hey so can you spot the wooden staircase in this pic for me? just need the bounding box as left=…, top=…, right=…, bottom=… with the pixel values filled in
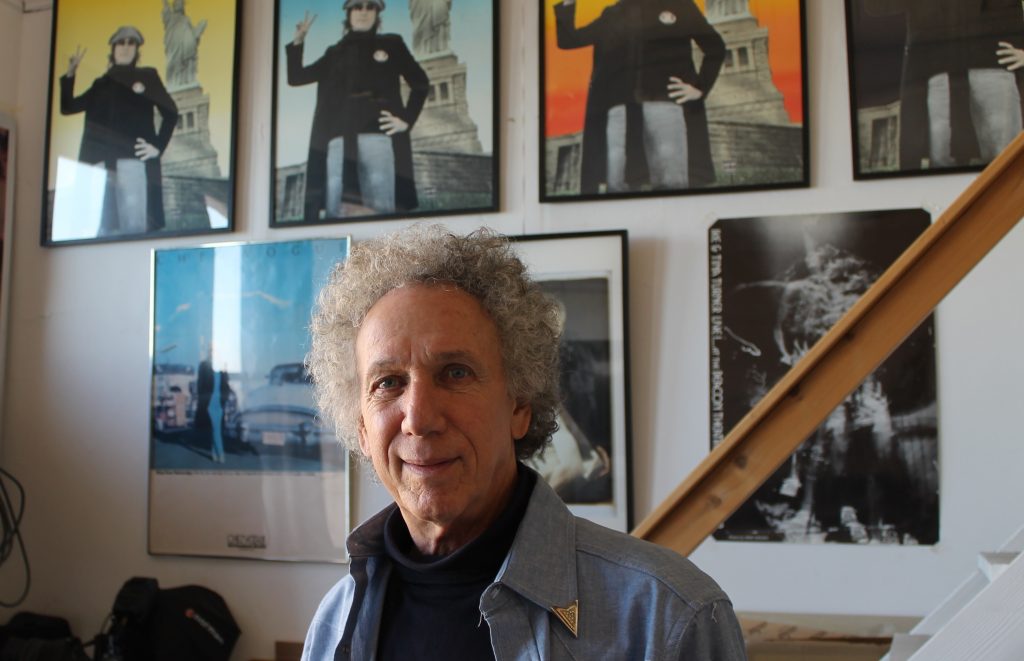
left=884, top=525, right=1024, bottom=660
left=632, top=131, right=1024, bottom=557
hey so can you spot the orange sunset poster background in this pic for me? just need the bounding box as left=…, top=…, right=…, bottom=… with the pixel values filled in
left=543, top=0, right=804, bottom=138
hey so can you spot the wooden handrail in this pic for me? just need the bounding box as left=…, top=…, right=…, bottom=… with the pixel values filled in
left=632, top=131, right=1024, bottom=554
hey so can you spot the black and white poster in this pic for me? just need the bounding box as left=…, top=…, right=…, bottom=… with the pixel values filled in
left=529, top=278, right=613, bottom=506
left=709, top=209, right=939, bottom=545
left=514, top=231, right=632, bottom=532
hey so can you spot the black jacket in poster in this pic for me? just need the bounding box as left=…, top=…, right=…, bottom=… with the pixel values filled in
left=286, top=31, right=429, bottom=221
left=60, top=65, right=179, bottom=231
left=862, top=0, right=1024, bottom=169
left=554, top=0, right=725, bottom=194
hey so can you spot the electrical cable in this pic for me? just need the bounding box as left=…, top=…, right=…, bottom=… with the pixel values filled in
left=0, top=466, right=30, bottom=607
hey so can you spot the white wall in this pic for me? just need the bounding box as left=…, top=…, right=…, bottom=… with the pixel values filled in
left=1, top=1, right=1022, bottom=659
left=0, top=3, right=21, bottom=116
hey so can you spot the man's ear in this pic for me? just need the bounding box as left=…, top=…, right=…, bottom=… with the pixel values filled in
left=510, top=401, right=532, bottom=442
left=357, top=416, right=371, bottom=456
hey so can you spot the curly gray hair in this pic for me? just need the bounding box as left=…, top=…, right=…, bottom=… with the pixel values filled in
left=307, top=225, right=562, bottom=460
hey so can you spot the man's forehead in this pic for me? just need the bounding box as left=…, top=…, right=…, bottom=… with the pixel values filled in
left=359, top=283, right=494, bottom=330
left=354, top=283, right=502, bottom=363
left=361, top=348, right=486, bottom=373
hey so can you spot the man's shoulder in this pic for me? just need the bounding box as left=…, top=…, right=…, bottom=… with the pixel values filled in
left=310, top=573, right=356, bottom=624
left=305, top=574, right=354, bottom=640
left=573, top=516, right=730, bottom=608
left=302, top=575, right=354, bottom=661
left=513, top=471, right=729, bottom=609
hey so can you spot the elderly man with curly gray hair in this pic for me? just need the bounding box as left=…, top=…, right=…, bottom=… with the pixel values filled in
left=302, top=224, right=746, bottom=660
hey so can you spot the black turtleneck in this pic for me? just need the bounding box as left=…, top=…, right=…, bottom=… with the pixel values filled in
left=376, top=465, right=537, bottom=660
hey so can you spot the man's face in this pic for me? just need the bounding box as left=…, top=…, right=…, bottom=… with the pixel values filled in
left=113, top=39, right=138, bottom=66
left=355, top=284, right=531, bottom=552
left=349, top=4, right=379, bottom=32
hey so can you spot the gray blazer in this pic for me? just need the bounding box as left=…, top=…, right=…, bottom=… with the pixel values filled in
left=302, top=470, right=747, bottom=660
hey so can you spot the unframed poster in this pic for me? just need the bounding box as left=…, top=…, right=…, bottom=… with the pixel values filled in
left=709, top=209, right=938, bottom=545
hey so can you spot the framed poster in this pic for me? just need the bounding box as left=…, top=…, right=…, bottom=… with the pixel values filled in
left=513, top=231, right=633, bottom=532
left=149, top=237, right=351, bottom=562
left=709, top=209, right=939, bottom=545
left=846, top=0, right=1024, bottom=178
left=0, top=113, right=15, bottom=433
left=540, top=0, right=808, bottom=202
left=42, top=0, right=240, bottom=246
left=271, top=0, right=498, bottom=226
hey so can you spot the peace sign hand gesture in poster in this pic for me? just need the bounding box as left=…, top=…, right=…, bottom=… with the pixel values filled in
left=66, top=45, right=87, bottom=77
left=293, top=11, right=317, bottom=45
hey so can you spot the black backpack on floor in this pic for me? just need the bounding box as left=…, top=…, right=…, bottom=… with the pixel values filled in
left=93, top=577, right=240, bottom=661
left=0, top=613, right=89, bottom=661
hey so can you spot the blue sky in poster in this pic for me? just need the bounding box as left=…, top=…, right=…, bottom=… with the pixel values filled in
left=275, top=0, right=494, bottom=167
left=153, top=239, right=349, bottom=380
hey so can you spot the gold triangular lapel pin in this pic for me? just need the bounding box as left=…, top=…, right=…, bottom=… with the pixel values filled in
left=551, top=600, right=579, bottom=638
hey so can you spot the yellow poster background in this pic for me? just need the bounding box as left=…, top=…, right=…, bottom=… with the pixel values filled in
left=47, top=0, right=237, bottom=187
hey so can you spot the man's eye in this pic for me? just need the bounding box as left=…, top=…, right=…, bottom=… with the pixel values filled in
left=375, top=376, right=400, bottom=390
left=446, top=365, right=471, bottom=380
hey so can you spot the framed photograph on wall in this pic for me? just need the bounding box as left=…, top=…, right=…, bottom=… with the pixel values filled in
left=540, top=0, right=808, bottom=202
left=512, top=230, right=633, bottom=532
left=0, top=113, right=15, bottom=430
left=845, top=0, right=1024, bottom=178
left=149, top=237, right=351, bottom=562
left=0, top=113, right=13, bottom=303
left=271, top=0, right=498, bottom=226
left=708, top=209, right=939, bottom=545
left=42, top=0, right=240, bottom=246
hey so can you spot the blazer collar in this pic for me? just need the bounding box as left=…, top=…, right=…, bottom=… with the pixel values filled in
left=495, top=471, right=579, bottom=614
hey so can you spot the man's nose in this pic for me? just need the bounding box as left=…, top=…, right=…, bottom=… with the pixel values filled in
left=401, top=377, right=446, bottom=437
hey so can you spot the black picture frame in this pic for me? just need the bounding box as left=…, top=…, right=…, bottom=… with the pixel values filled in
left=845, top=0, right=1024, bottom=179
left=270, top=0, right=499, bottom=227
left=511, top=230, right=633, bottom=532
left=539, top=0, right=809, bottom=203
left=41, top=0, right=241, bottom=246
left=0, top=113, right=15, bottom=427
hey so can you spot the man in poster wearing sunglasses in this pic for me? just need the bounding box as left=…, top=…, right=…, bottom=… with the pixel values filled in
left=60, top=26, right=178, bottom=236
left=862, top=0, right=1024, bottom=170
left=286, top=0, right=430, bottom=221
left=554, top=0, right=726, bottom=195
